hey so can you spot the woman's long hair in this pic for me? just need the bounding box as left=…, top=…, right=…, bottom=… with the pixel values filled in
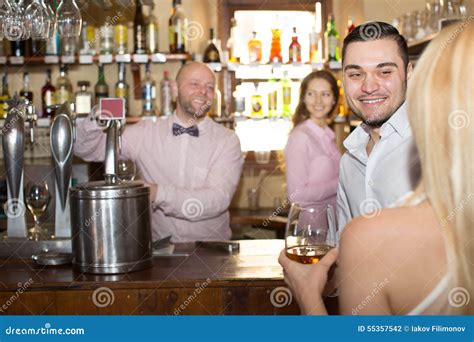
left=292, top=70, right=339, bottom=128
left=407, top=21, right=473, bottom=314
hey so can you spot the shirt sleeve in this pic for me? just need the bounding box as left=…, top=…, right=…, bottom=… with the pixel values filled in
left=154, top=133, right=244, bottom=222
left=336, top=155, right=352, bottom=232
left=74, top=115, right=145, bottom=163
left=284, top=130, right=339, bottom=203
left=73, top=115, right=107, bottom=161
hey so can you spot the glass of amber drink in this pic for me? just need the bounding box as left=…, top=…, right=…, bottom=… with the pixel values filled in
left=285, top=203, right=337, bottom=264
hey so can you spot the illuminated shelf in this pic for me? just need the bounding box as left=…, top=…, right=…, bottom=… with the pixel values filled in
left=0, top=53, right=191, bottom=66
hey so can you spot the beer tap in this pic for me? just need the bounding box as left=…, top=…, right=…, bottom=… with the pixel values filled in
left=50, top=101, right=75, bottom=238
left=2, top=95, right=28, bottom=238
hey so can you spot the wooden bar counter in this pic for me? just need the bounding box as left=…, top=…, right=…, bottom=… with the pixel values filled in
left=0, top=240, right=300, bottom=315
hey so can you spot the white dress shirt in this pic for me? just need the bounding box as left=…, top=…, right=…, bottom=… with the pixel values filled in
left=336, top=102, right=421, bottom=231
left=74, top=114, right=244, bottom=242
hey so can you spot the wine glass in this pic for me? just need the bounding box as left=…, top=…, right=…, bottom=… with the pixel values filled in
left=117, top=159, right=136, bottom=181
left=3, top=0, right=31, bottom=41
left=56, top=0, right=82, bottom=37
left=285, top=203, right=337, bottom=264
left=25, top=181, right=51, bottom=241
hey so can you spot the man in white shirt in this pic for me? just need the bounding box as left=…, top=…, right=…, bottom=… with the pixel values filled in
left=337, top=22, right=421, bottom=230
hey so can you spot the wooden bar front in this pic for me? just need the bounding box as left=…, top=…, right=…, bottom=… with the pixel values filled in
left=0, top=240, right=301, bottom=315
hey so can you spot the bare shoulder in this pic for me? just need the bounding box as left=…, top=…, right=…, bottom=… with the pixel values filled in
left=340, top=201, right=442, bottom=262
left=338, top=201, right=446, bottom=314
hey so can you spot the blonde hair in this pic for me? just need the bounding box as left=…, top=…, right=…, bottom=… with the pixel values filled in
left=407, top=20, right=473, bottom=314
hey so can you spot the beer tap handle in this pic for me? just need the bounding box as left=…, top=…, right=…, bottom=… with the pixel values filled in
left=117, top=120, right=123, bottom=156
left=69, top=102, right=77, bottom=142
left=25, top=101, right=37, bottom=145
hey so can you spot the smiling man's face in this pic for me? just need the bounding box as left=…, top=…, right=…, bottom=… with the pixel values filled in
left=343, top=39, right=412, bottom=127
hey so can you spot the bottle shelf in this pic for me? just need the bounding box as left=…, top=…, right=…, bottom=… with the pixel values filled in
left=0, top=53, right=191, bottom=66
left=215, top=60, right=342, bottom=79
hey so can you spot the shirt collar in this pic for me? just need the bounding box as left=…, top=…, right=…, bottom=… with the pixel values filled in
left=343, top=101, right=409, bottom=163
left=303, top=119, right=335, bottom=140
left=381, top=101, right=410, bottom=138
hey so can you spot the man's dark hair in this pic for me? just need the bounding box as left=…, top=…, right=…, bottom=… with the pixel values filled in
left=342, top=22, right=409, bottom=69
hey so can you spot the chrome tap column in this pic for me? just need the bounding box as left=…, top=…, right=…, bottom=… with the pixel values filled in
left=2, top=96, right=28, bottom=238
left=50, top=102, right=74, bottom=238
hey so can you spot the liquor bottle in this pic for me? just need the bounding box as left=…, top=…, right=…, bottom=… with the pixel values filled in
left=20, top=72, right=34, bottom=102
left=114, top=15, right=128, bottom=54
left=75, top=81, right=93, bottom=115
left=55, top=65, right=73, bottom=105
left=61, top=36, right=78, bottom=56
left=0, top=72, right=10, bottom=119
left=146, top=3, right=160, bottom=54
left=281, top=71, right=292, bottom=117
left=100, top=24, right=114, bottom=55
left=325, top=14, right=340, bottom=62
left=267, top=74, right=278, bottom=117
left=80, top=20, right=95, bottom=55
left=94, top=64, right=109, bottom=105
left=250, top=83, right=263, bottom=117
left=160, top=70, right=173, bottom=116
left=209, top=85, right=221, bottom=118
left=31, top=39, right=46, bottom=56
left=41, top=69, right=56, bottom=118
left=46, top=30, right=60, bottom=56
left=347, top=17, right=356, bottom=35
left=248, top=31, right=262, bottom=63
left=10, top=41, right=26, bottom=57
left=288, top=27, right=301, bottom=63
left=115, top=63, right=129, bottom=115
left=309, top=25, right=320, bottom=63
left=141, top=62, right=156, bottom=116
left=133, top=0, right=146, bottom=54
left=203, top=28, right=220, bottom=63
left=227, top=18, right=240, bottom=63
left=168, top=0, right=187, bottom=53
left=269, top=28, right=282, bottom=63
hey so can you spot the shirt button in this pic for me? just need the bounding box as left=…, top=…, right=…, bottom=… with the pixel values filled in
left=368, top=180, right=374, bottom=186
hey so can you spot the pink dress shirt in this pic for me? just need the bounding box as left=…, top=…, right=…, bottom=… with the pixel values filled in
left=284, top=119, right=341, bottom=210
left=74, top=114, right=244, bottom=243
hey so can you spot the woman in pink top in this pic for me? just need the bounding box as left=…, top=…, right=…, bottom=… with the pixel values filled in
left=284, top=70, right=341, bottom=210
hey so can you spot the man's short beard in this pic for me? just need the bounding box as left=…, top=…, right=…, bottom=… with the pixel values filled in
left=352, top=111, right=391, bottom=128
left=180, top=99, right=212, bottom=121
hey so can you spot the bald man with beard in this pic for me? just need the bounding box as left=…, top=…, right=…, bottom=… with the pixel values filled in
left=74, top=62, right=244, bottom=242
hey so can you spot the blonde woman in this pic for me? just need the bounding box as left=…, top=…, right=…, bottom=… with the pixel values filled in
left=279, top=22, right=473, bottom=315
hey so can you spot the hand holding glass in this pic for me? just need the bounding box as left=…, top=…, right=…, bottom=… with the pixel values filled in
left=285, top=203, right=337, bottom=264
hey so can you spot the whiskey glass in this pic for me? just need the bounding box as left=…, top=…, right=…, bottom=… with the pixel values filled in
left=285, top=202, right=337, bottom=264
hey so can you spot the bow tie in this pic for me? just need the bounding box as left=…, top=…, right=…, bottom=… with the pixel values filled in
left=172, top=123, right=199, bottom=137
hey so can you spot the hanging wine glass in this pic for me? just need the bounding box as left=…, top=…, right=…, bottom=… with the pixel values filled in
left=3, top=0, right=31, bottom=41
left=56, top=0, right=82, bottom=37
left=25, top=0, right=48, bottom=39
left=40, top=0, right=56, bottom=39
